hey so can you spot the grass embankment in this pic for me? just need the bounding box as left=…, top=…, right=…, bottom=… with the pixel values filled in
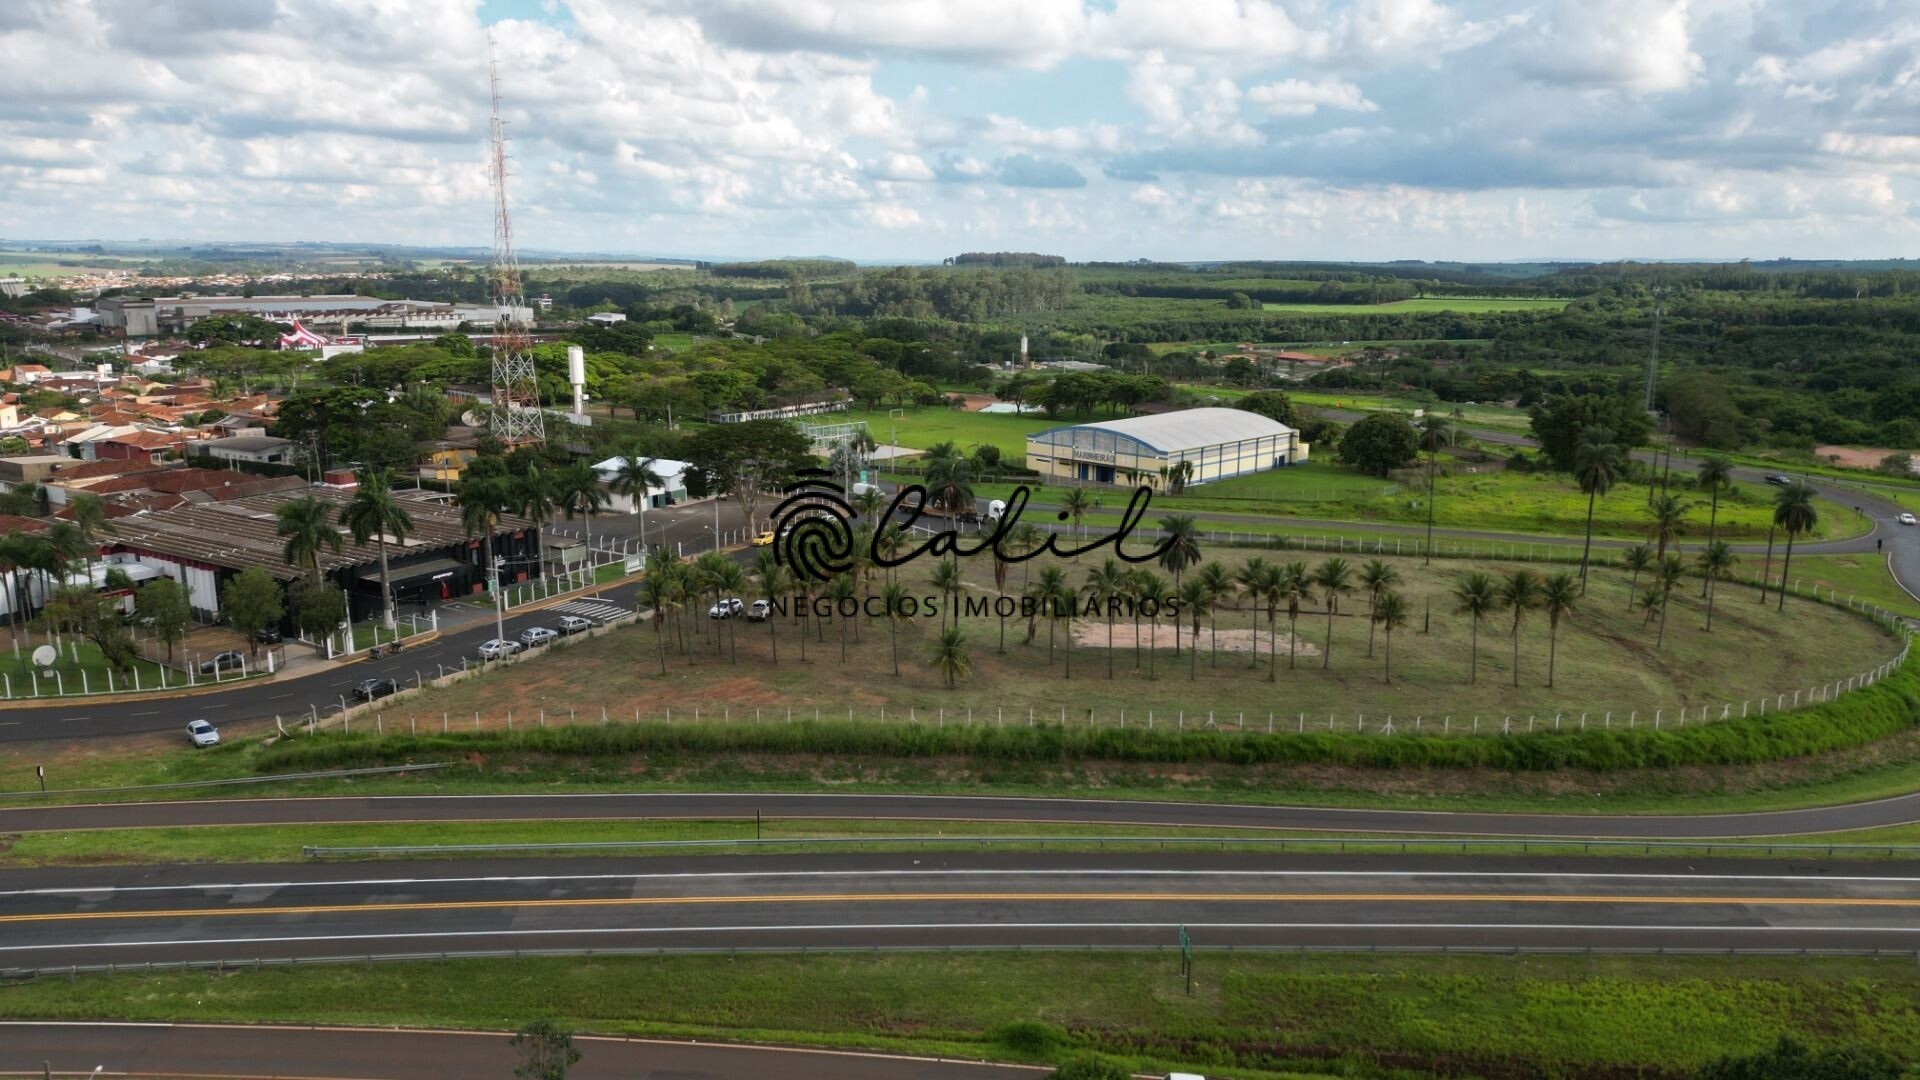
left=1791, top=554, right=1920, bottom=618
left=3, top=953, right=1911, bottom=1079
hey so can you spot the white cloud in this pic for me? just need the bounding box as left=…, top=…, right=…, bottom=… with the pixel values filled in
left=1515, top=0, right=1703, bottom=94
left=1246, top=78, right=1378, bottom=117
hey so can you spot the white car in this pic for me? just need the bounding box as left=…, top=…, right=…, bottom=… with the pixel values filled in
left=555, top=614, right=593, bottom=635
left=186, top=719, right=219, bottom=748
left=708, top=597, right=744, bottom=619
left=518, top=626, right=558, bottom=648
left=1900, top=513, right=1917, bottom=526
left=477, top=638, right=521, bottom=661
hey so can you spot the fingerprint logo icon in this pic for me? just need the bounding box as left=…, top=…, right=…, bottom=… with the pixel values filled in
left=770, top=469, right=857, bottom=582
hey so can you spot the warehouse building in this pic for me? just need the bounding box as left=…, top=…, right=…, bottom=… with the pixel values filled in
left=1024, top=407, right=1307, bottom=489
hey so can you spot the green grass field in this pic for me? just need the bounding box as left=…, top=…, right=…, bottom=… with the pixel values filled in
left=838, top=405, right=1059, bottom=457
left=4, top=953, right=1910, bottom=1078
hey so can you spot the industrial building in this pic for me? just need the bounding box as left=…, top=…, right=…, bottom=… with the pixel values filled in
left=1024, top=407, right=1307, bottom=489
left=94, top=295, right=492, bottom=337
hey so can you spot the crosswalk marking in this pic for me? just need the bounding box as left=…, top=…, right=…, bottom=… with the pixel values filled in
left=546, top=599, right=633, bottom=623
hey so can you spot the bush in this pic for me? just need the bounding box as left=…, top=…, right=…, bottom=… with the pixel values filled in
left=1694, top=1036, right=1906, bottom=1080
left=993, top=1020, right=1067, bottom=1056
left=1048, top=1057, right=1130, bottom=1080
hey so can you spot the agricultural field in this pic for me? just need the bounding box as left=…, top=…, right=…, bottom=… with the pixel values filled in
left=368, top=546, right=1896, bottom=730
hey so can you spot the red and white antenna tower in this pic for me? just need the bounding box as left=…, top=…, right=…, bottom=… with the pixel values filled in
left=486, top=34, right=543, bottom=445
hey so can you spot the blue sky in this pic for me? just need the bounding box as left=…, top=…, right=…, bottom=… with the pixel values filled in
left=1, top=0, right=1916, bottom=262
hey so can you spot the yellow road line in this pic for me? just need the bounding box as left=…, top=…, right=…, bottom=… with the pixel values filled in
left=6, top=890, right=1919, bottom=925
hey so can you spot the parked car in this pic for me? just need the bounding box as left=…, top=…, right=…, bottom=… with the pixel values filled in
left=186, top=719, right=220, bottom=748
left=708, top=597, right=744, bottom=619
left=254, top=626, right=282, bottom=645
left=477, top=638, right=521, bottom=661
left=752, top=530, right=776, bottom=546
left=518, top=626, right=559, bottom=648
left=745, top=599, right=772, bottom=622
left=1765, top=473, right=1792, bottom=485
left=555, top=614, right=593, bottom=635
left=352, top=677, right=399, bottom=702
left=1901, top=513, right=1917, bottom=526
left=198, top=650, right=245, bottom=675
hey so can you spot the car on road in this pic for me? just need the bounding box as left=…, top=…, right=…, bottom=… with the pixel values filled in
left=518, top=626, right=558, bottom=648
left=185, top=719, right=220, bottom=748
left=1765, top=473, right=1792, bottom=485
left=708, top=597, right=744, bottom=619
left=198, top=650, right=245, bottom=675
left=745, top=599, right=772, bottom=622
left=555, top=614, right=593, bottom=635
left=352, top=677, right=399, bottom=702
left=752, top=530, right=775, bottom=546
left=254, top=626, right=282, bottom=645
left=1901, top=513, right=1918, bottom=526
left=477, top=638, right=521, bottom=661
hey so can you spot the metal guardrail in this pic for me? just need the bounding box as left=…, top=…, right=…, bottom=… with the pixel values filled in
left=302, top=834, right=1920, bottom=859
left=8, top=942, right=1919, bottom=982
left=0, top=762, right=451, bottom=801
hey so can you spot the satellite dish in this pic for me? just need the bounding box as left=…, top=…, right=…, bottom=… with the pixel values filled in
left=459, top=410, right=483, bottom=427
left=30, top=645, right=56, bottom=668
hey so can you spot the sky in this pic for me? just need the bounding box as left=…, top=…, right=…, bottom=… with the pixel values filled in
left=1, top=0, right=1916, bottom=263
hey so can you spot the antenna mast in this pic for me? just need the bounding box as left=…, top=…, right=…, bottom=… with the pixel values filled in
left=486, top=34, right=543, bottom=445
left=1643, top=287, right=1662, bottom=414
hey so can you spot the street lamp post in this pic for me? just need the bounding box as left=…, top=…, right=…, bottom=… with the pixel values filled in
left=492, top=556, right=506, bottom=641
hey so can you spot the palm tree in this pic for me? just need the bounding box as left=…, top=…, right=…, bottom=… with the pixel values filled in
left=852, top=486, right=886, bottom=522
left=1233, top=556, right=1270, bottom=669
left=1009, top=522, right=1045, bottom=590
left=1697, top=540, right=1736, bottom=632
left=1654, top=554, right=1686, bottom=647
left=1311, top=557, right=1354, bottom=669
left=882, top=581, right=907, bottom=675
left=1498, top=569, right=1542, bottom=688
left=1278, top=561, right=1311, bottom=675
left=1195, top=561, right=1231, bottom=668
left=1372, top=589, right=1410, bottom=683
left=930, top=556, right=964, bottom=631
left=1084, top=558, right=1129, bottom=678
left=1757, top=524, right=1776, bottom=604
left=923, top=443, right=974, bottom=516
left=1538, top=571, right=1579, bottom=688
left=1033, top=566, right=1070, bottom=667
left=340, top=470, right=414, bottom=631
left=827, top=573, right=857, bottom=661
left=1059, top=487, right=1097, bottom=545
left=31, top=527, right=84, bottom=647
left=929, top=626, right=971, bottom=688
left=1051, top=572, right=1078, bottom=679
left=753, top=549, right=790, bottom=664
left=514, top=465, right=557, bottom=532
left=1622, top=544, right=1653, bottom=611
left=1646, top=493, right=1690, bottom=564
left=554, top=461, right=608, bottom=559
left=1177, top=577, right=1210, bottom=681
left=991, top=534, right=1012, bottom=654
left=1640, top=583, right=1666, bottom=627
left=875, top=522, right=906, bottom=586
left=1132, top=570, right=1170, bottom=680
left=1695, top=455, right=1733, bottom=594
left=1773, top=482, right=1819, bottom=612
left=1452, top=571, right=1499, bottom=684
left=0, top=531, right=30, bottom=653
left=276, top=494, right=341, bottom=578
left=67, top=494, right=114, bottom=586
left=1418, top=415, right=1452, bottom=564
left=609, top=451, right=665, bottom=553
left=1157, top=514, right=1202, bottom=586
left=1573, top=428, right=1621, bottom=593
left=1359, top=559, right=1400, bottom=659
left=639, top=558, right=676, bottom=674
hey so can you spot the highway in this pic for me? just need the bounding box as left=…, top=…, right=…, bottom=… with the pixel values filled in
left=4, top=853, right=1919, bottom=971
left=9, top=790, right=1920, bottom=838
left=1, top=1021, right=1044, bottom=1079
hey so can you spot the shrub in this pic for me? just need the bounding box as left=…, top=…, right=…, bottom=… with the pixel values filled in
left=993, top=1020, right=1067, bottom=1056
left=1048, top=1057, right=1130, bottom=1080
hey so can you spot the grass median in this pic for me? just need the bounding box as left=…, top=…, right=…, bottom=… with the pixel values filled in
left=2, top=953, right=1912, bottom=1079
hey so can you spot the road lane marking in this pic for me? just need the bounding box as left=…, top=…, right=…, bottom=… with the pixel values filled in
left=7, top=890, right=1920, bottom=926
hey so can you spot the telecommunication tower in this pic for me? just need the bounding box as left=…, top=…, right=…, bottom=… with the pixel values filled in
left=486, top=35, right=544, bottom=444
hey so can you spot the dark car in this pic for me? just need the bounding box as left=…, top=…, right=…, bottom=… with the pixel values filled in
left=1765, top=473, right=1791, bottom=486
left=352, top=677, right=399, bottom=702
left=198, top=650, right=245, bottom=675
left=255, top=626, right=283, bottom=645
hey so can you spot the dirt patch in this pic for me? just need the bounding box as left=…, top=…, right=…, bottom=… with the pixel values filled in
left=1815, top=445, right=1916, bottom=470
left=1072, top=621, right=1320, bottom=659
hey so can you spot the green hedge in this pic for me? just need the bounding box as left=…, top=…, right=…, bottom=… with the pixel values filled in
left=256, top=662, right=1920, bottom=775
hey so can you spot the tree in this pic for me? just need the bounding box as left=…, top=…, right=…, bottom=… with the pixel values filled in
left=1371, top=589, right=1409, bottom=683
left=1084, top=557, right=1129, bottom=679
left=1528, top=393, right=1651, bottom=471
left=1195, top=561, right=1231, bottom=668
left=1697, top=539, right=1736, bottom=631
left=1278, top=561, right=1311, bottom=676
left=511, top=1019, right=581, bottom=1080
left=289, top=576, right=344, bottom=645
left=922, top=441, right=976, bottom=517
left=514, top=465, right=557, bottom=532
left=929, top=626, right=972, bottom=688
left=1452, top=571, right=1499, bottom=684
left=1033, top=565, right=1070, bottom=668
left=1538, top=571, right=1579, bottom=688
left=1176, top=576, right=1210, bottom=681
left=67, top=493, right=114, bottom=584
left=135, top=577, right=192, bottom=661
left=881, top=581, right=907, bottom=675
left=1157, top=514, right=1201, bottom=585
left=1417, top=414, right=1453, bottom=564
left=753, top=549, right=790, bottom=664
left=931, top=555, right=964, bottom=632
left=1572, top=428, right=1622, bottom=592
left=609, top=450, right=666, bottom=550
left=0, top=531, right=35, bottom=652
left=1622, top=543, right=1653, bottom=610
left=1131, top=570, right=1169, bottom=679
left=1336, top=412, right=1420, bottom=477
left=1773, top=482, right=1819, bottom=611
left=276, top=495, right=341, bottom=579
left=682, top=419, right=811, bottom=532
left=222, top=568, right=285, bottom=659
left=554, top=460, right=608, bottom=556
left=1695, top=455, right=1733, bottom=555
left=827, top=572, right=857, bottom=661
left=1359, top=559, right=1400, bottom=658
left=1235, top=390, right=1296, bottom=426
left=458, top=474, right=510, bottom=605
left=1498, top=569, right=1543, bottom=688
left=1232, top=556, right=1270, bottom=670
left=1646, top=492, right=1690, bottom=565
left=1311, top=557, right=1354, bottom=669
left=340, top=469, right=414, bottom=631
left=1654, top=554, right=1685, bottom=647
left=1059, top=487, right=1097, bottom=543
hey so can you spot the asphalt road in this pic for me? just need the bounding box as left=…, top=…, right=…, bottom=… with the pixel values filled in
left=8, top=790, right=1920, bottom=838
left=1, top=1021, right=1044, bottom=1079
left=5, top=853, right=1918, bottom=970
